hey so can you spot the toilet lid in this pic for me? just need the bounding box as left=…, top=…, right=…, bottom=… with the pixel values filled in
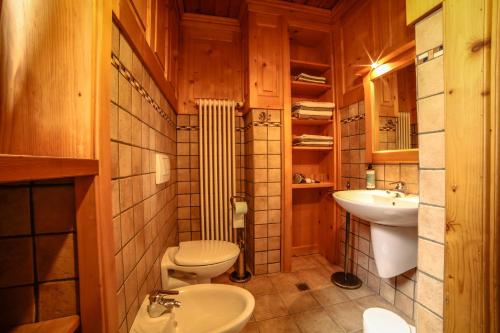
left=363, top=308, right=410, bottom=333
left=174, top=240, right=240, bottom=266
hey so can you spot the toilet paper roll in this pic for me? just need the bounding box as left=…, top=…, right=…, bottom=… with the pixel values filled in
left=233, top=201, right=247, bottom=228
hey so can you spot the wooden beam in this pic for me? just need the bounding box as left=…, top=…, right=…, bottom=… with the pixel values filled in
left=444, top=0, right=493, bottom=331
left=406, top=0, right=442, bottom=25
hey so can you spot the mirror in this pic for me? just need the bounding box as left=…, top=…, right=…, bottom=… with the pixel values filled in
left=372, top=64, right=417, bottom=151
left=363, top=43, right=419, bottom=163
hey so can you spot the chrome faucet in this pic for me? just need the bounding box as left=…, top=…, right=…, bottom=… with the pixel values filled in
left=147, top=290, right=181, bottom=318
left=388, top=181, right=406, bottom=196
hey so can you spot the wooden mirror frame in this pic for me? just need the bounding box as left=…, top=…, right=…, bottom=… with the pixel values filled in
left=363, top=41, right=419, bottom=164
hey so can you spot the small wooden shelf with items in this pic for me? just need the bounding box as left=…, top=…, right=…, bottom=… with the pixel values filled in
left=283, top=23, right=338, bottom=270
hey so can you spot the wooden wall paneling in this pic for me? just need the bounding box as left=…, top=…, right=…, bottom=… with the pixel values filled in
left=152, top=0, right=167, bottom=69
left=167, top=0, right=180, bottom=95
left=178, top=14, right=242, bottom=114
left=405, top=0, right=442, bottom=25
left=0, top=0, right=94, bottom=158
left=114, top=0, right=178, bottom=110
left=332, top=0, right=376, bottom=108
left=248, top=11, right=284, bottom=109
left=292, top=189, right=321, bottom=255
left=443, top=0, right=493, bottom=331
left=375, top=0, right=415, bottom=57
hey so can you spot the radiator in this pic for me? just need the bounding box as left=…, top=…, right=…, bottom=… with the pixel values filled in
left=198, top=99, right=237, bottom=241
left=397, top=111, right=411, bottom=149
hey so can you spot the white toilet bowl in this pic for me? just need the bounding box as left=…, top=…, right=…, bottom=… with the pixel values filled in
left=363, top=308, right=416, bottom=333
left=161, top=240, right=240, bottom=289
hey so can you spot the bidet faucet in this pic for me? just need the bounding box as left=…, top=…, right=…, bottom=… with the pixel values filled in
left=147, top=290, right=181, bottom=318
left=388, top=181, right=406, bottom=195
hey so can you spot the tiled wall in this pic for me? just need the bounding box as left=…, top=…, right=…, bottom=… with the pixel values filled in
left=0, top=181, right=78, bottom=327
left=414, top=9, right=445, bottom=332
left=243, top=109, right=282, bottom=275
left=176, top=114, right=245, bottom=242
left=339, top=101, right=420, bottom=319
left=111, top=24, right=178, bottom=332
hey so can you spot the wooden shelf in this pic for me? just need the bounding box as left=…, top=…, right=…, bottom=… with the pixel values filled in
left=292, top=182, right=335, bottom=189
left=9, top=315, right=79, bottom=333
left=293, top=146, right=333, bottom=151
left=292, top=118, right=333, bottom=126
left=290, top=59, right=331, bottom=74
left=0, top=155, right=99, bottom=183
left=291, top=81, right=331, bottom=97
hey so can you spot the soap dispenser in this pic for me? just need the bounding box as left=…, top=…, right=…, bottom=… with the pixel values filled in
left=366, top=164, right=375, bottom=189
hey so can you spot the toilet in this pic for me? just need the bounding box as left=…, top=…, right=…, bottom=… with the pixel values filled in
left=161, top=240, right=240, bottom=289
left=363, top=308, right=416, bottom=333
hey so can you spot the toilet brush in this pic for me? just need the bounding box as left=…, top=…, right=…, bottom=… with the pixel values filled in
left=230, top=196, right=252, bottom=283
left=331, top=211, right=362, bottom=289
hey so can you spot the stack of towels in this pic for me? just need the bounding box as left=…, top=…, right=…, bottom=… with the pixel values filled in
left=294, top=73, right=327, bottom=84
left=293, top=134, right=334, bottom=147
left=292, top=101, right=335, bottom=120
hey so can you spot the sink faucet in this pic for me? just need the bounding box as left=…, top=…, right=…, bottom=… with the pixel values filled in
left=388, top=181, right=406, bottom=196
left=147, top=290, right=181, bottom=318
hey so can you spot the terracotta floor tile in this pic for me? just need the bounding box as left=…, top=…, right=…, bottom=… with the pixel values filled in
left=269, top=272, right=301, bottom=293
left=311, top=285, right=350, bottom=307
left=291, top=255, right=319, bottom=272
left=295, top=269, right=331, bottom=290
left=324, top=300, right=365, bottom=332
left=258, top=316, right=301, bottom=333
left=253, top=293, right=289, bottom=321
left=293, top=309, right=345, bottom=333
left=278, top=290, right=322, bottom=314
left=340, top=284, right=375, bottom=300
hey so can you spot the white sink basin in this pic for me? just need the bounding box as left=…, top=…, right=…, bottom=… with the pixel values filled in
left=333, top=190, right=419, bottom=278
left=333, top=190, right=418, bottom=226
left=131, top=284, right=255, bottom=333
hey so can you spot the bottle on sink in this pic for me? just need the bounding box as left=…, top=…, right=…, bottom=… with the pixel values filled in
left=366, top=164, right=375, bottom=189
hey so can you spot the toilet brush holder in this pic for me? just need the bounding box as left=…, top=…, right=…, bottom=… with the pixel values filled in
left=331, top=212, right=362, bottom=289
left=230, top=227, right=252, bottom=283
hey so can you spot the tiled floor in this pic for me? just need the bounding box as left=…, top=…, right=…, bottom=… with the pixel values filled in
left=213, top=254, right=413, bottom=333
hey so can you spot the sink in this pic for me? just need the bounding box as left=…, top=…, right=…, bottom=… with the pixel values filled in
left=130, top=284, right=255, bottom=333
left=333, top=190, right=419, bottom=278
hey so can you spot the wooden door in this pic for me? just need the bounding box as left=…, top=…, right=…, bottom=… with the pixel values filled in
left=248, top=12, right=283, bottom=109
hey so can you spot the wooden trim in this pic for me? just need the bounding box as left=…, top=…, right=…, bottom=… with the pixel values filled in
left=247, top=0, right=331, bottom=23
left=9, top=315, right=80, bottom=333
left=0, top=155, right=98, bottom=183
left=292, top=183, right=335, bottom=189
left=355, top=41, right=416, bottom=78
left=362, top=44, right=418, bottom=164
left=406, top=0, right=442, bottom=25
left=282, top=16, right=293, bottom=272
left=443, top=0, right=493, bottom=330
left=181, top=12, right=240, bottom=31
left=113, top=0, right=178, bottom=112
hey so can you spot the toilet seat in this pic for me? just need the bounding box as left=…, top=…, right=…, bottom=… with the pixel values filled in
left=363, top=308, right=413, bottom=333
left=174, top=240, right=240, bottom=266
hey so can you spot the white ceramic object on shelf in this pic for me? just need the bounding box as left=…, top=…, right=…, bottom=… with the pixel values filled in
left=131, top=284, right=255, bottom=333
left=161, top=240, right=240, bottom=289
left=333, top=190, right=419, bottom=278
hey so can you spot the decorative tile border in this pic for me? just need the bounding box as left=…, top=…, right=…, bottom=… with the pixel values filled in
left=111, top=54, right=175, bottom=126
left=340, top=114, right=365, bottom=124
left=416, top=44, right=444, bottom=65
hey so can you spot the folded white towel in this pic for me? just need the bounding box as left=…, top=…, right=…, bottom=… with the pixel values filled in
left=293, top=101, right=336, bottom=109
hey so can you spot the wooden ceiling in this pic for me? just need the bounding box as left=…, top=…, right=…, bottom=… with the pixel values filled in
left=182, top=0, right=340, bottom=19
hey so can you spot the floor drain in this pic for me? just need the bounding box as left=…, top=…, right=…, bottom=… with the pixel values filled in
left=295, top=282, right=310, bottom=291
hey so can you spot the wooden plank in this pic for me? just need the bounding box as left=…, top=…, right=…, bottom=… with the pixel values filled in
left=293, top=146, right=333, bottom=151
left=406, top=0, right=442, bottom=25
left=291, top=81, right=332, bottom=97
left=444, top=0, right=491, bottom=331
left=292, top=182, right=335, bottom=189
left=0, top=155, right=98, bottom=183
left=9, top=315, right=80, bottom=333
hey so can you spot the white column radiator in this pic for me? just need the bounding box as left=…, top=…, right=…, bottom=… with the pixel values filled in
left=198, top=99, right=237, bottom=241
left=397, top=111, right=411, bottom=149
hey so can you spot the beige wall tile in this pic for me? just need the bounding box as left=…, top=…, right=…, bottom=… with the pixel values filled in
left=418, top=204, right=445, bottom=243
left=33, top=186, right=75, bottom=233
left=416, top=273, right=443, bottom=316
left=419, top=170, right=445, bottom=206
left=0, top=286, right=35, bottom=326
left=418, top=94, right=445, bottom=133
left=418, top=239, right=444, bottom=279
left=415, top=302, right=443, bottom=333
left=419, top=132, right=445, bottom=169
left=119, top=143, right=132, bottom=177
left=0, top=237, right=33, bottom=288
left=38, top=280, right=78, bottom=320
left=415, top=9, right=443, bottom=54
left=417, top=57, right=444, bottom=99
left=395, top=290, right=414, bottom=318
